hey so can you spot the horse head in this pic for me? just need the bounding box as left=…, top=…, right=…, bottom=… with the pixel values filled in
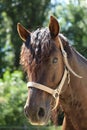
left=17, top=16, right=81, bottom=125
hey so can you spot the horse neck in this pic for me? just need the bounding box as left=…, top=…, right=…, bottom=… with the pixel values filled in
left=60, top=47, right=87, bottom=130
left=67, top=46, right=87, bottom=94
left=60, top=46, right=87, bottom=99
left=70, top=47, right=87, bottom=79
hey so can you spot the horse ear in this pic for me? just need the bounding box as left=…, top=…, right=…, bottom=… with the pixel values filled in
left=49, top=16, right=60, bottom=38
left=17, top=23, right=30, bottom=42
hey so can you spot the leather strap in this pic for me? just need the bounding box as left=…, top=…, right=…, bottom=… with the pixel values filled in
left=27, top=68, right=68, bottom=99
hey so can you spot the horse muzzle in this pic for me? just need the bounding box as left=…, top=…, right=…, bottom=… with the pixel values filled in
left=24, top=88, right=51, bottom=125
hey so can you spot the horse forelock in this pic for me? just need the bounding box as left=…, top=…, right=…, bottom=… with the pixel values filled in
left=26, top=27, right=56, bottom=63
left=20, top=27, right=57, bottom=73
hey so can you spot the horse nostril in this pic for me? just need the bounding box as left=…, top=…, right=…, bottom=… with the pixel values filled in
left=38, top=107, right=45, bottom=119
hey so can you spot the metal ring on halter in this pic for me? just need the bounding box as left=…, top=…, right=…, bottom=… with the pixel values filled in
left=52, top=89, right=59, bottom=99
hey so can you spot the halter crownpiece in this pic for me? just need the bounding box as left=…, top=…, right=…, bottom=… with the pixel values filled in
left=58, top=37, right=82, bottom=79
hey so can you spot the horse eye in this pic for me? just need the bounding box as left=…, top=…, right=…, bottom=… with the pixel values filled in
left=53, top=57, right=58, bottom=63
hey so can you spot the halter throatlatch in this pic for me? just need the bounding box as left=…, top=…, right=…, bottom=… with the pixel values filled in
left=27, top=37, right=82, bottom=110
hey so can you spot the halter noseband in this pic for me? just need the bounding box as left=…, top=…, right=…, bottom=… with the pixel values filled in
left=27, top=37, right=70, bottom=109
left=27, top=68, right=69, bottom=99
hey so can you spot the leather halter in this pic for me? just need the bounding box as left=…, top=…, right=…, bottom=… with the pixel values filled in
left=27, top=37, right=70, bottom=109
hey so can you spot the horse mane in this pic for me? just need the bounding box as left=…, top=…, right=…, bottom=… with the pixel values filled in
left=28, top=27, right=56, bottom=64
left=59, top=34, right=72, bottom=57
left=71, top=47, right=87, bottom=65
left=20, top=27, right=72, bottom=72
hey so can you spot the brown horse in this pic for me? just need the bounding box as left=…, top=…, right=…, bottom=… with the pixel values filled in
left=17, top=16, right=87, bottom=130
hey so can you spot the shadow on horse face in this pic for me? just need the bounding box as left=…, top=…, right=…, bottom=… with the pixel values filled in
left=17, top=16, right=64, bottom=125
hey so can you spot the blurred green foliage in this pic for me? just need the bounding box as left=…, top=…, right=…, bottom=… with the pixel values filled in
left=0, top=70, right=27, bottom=125
left=0, top=0, right=51, bottom=77
left=50, top=0, right=87, bottom=58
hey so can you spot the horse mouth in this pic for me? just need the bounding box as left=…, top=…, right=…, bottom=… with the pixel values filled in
left=24, top=101, right=51, bottom=126
left=27, top=112, right=51, bottom=126
left=30, top=121, right=46, bottom=126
